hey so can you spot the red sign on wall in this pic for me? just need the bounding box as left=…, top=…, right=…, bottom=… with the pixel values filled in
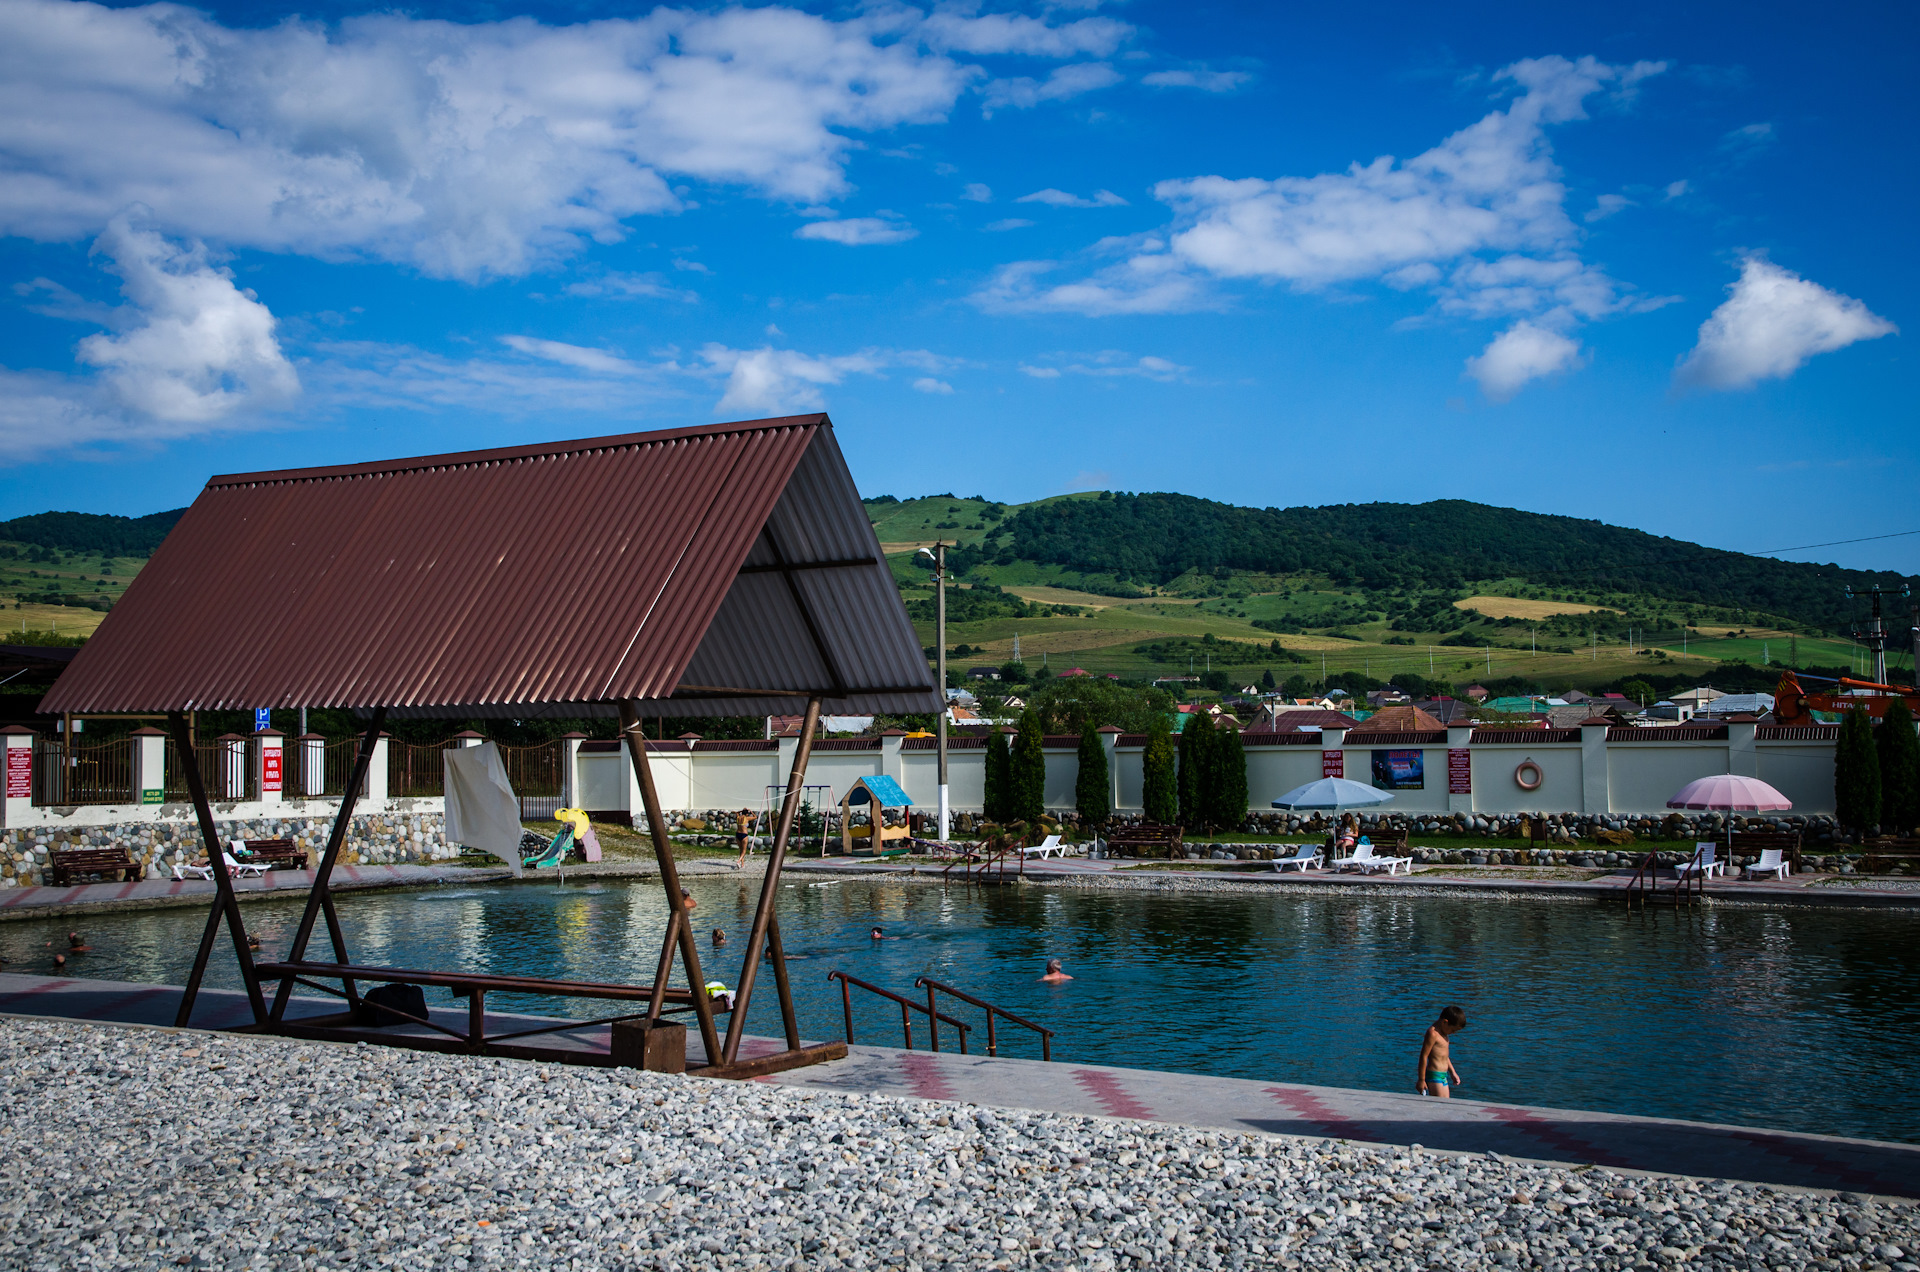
left=5, top=745, right=30, bottom=799
left=262, top=750, right=282, bottom=793
left=1447, top=747, right=1472, bottom=795
left=1321, top=750, right=1343, bottom=779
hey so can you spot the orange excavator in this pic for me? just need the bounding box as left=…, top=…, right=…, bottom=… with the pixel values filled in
left=1773, top=669, right=1920, bottom=725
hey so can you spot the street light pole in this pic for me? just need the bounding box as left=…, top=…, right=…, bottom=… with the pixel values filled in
left=919, top=542, right=951, bottom=842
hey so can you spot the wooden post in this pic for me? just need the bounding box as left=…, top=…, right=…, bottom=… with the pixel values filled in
left=168, top=711, right=267, bottom=1028
left=619, top=701, right=722, bottom=1070
left=722, top=695, right=822, bottom=1065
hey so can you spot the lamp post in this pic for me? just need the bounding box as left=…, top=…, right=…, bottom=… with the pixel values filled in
left=917, top=543, right=950, bottom=841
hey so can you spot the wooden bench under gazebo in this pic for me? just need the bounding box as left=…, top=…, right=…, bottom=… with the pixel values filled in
left=40, top=415, right=940, bottom=1079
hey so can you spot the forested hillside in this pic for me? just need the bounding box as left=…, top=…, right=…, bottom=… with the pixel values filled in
left=947, top=494, right=1910, bottom=635
left=0, top=509, right=187, bottom=557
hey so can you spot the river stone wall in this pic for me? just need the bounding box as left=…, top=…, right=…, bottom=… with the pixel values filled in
left=0, top=811, right=453, bottom=887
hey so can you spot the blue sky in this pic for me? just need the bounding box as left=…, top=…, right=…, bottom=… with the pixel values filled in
left=0, top=0, right=1913, bottom=571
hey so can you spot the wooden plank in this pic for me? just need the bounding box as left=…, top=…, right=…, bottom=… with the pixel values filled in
left=697, top=1041, right=847, bottom=1081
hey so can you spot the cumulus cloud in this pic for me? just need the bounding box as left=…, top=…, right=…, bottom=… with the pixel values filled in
left=1675, top=255, right=1896, bottom=391
left=981, top=63, right=1122, bottom=115
left=984, top=218, right=1035, bottom=231
left=0, top=219, right=298, bottom=453
left=1585, top=193, right=1634, bottom=222
left=912, top=376, right=954, bottom=394
left=978, top=54, right=1667, bottom=398
left=0, top=0, right=1123, bottom=281
left=697, top=344, right=951, bottom=413
left=1141, top=69, right=1251, bottom=92
left=961, top=183, right=994, bottom=202
left=1465, top=321, right=1585, bottom=401
left=794, top=216, right=918, bottom=245
left=1017, top=188, right=1129, bottom=208
left=497, top=336, right=646, bottom=377
left=560, top=272, right=698, bottom=302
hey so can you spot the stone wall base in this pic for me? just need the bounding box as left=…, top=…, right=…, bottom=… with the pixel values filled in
left=2, top=812, right=453, bottom=887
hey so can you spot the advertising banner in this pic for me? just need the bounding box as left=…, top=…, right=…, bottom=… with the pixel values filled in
left=262, top=749, right=282, bottom=793
left=1321, top=750, right=1343, bottom=779
left=1447, top=748, right=1472, bottom=795
left=5, top=746, right=28, bottom=800
left=1371, top=749, right=1425, bottom=790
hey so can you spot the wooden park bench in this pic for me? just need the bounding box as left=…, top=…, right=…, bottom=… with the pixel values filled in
left=1729, top=830, right=1802, bottom=873
left=234, top=838, right=309, bottom=870
left=1858, top=835, right=1920, bottom=874
left=1104, top=822, right=1184, bottom=859
left=48, top=846, right=143, bottom=885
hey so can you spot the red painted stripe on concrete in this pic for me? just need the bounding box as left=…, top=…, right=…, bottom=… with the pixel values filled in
left=1483, top=1105, right=1634, bottom=1168
left=75, top=986, right=170, bottom=1022
left=1728, top=1129, right=1910, bottom=1195
left=0, top=978, right=77, bottom=1007
left=1263, top=1086, right=1383, bottom=1142
left=897, top=1052, right=957, bottom=1102
left=1074, top=1069, right=1153, bottom=1120
left=0, top=887, right=41, bottom=908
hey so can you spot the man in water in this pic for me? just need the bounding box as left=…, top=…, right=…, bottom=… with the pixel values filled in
left=66, top=931, right=90, bottom=952
left=1040, top=959, right=1072, bottom=983
left=1417, top=1005, right=1466, bottom=1098
left=712, top=928, right=727, bottom=947
left=681, top=889, right=697, bottom=912
left=870, top=927, right=890, bottom=940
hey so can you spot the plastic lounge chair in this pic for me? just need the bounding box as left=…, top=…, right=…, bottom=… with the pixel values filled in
left=172, top=861, right=214, bottom=881
left=1020, top=834, right=1065, bottom=859
left=224, top=852, right=270, bottom=879
left=1329, top=844, right=1377, bottom=872
left=1674, top=843, right=1723, bottom=880
left=523, top=825, right=574, bottom=869
left=1741, top=848, right=1789, bottom=881
left=1363, top=852, right=1414, bottom=876
left=1271, top=845, right=1320, bottom=873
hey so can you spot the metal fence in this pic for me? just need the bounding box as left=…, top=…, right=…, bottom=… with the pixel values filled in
left=387, top=741, right=447, bottom=798
left=162, top=740, right=258, bottom=803
left=500, top=741, right=565, bottom=820
left=321, top=738, right=367, bottom=797
left=32, top=738, right=133, bottom=806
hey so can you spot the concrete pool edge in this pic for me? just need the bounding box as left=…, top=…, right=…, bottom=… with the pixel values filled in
left=1, top=971, right=1916, bottom=1202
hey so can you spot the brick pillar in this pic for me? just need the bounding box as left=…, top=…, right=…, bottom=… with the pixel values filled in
left=255, top=729, right=284, bottom=805
left=1580, top=718, right=1610, bottom=814
left=879, top=729, right=906, bottom=784
left=1098, top=725, right=1123, bottom=814
left=561, top=732, right=587, bottom=808
left=1, top=725, right=34, bottom=827
left=216, top=733, right=249, bottom=800
left=1726, top=714, right=1760, bottom=778
left=130, top=727, right=167, bottom=805
left=452, top=729, right=485, bottom=748
left=1446, top=723, right=1474, bottom=815
left=365, top=732, right=390, bottom=803
left=1320, top=725, right=1348, bottom=780
left=294, top=733, right=325, bottom=798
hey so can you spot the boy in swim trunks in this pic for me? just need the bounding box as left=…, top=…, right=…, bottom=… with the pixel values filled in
left=1417, top=1005, right=1466, bottom=1098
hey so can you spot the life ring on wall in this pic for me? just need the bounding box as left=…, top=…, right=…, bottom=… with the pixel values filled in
left=1514, top=759, right=1543, bottom=791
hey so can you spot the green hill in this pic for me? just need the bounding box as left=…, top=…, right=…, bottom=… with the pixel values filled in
left=0, top=509, right=187, bottom=557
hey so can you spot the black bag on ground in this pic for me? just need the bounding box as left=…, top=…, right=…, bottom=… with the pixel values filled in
left=360, top=982, right=427, bottom=1028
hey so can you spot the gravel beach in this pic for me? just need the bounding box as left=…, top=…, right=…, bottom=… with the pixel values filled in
left=2, top=1017, right=1914, bottom=1271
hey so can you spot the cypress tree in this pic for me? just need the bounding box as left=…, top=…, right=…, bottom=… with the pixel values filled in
left=1877, top=698, right=1920, bottom=835
left=1075, top=722, right=1110, bottom=830
left=1177, top=712, right=1213, bottom=832
left=1142, top=715, right=1178, bottom=823
left=1210, top=718, right=1248, bottom=834
left=1011, top=709, right=1047, bottom=826
left=1836, top=705, right=1882, bottom=836
left=984, top=728, right=1012, bottom=822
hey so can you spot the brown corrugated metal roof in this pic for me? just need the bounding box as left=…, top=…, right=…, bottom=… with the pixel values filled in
left=43, top=416, right=939, bottom=719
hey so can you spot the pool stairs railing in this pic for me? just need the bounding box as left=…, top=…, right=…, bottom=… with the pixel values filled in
left=1625, top=846, right=1708, bottom=910
left=916, top=977, right=1055, bottom=1061
left=828, top=970, right=973, bottom=1053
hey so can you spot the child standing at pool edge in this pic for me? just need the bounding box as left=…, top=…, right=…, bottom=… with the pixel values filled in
left=1417, top=1005, right=1466, bottom=1098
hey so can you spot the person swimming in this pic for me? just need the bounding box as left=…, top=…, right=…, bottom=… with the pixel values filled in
left=1039, top=959, right=1073, bottom=983
left=681, top=889, right=697, bottom=912
left=66, top=931, right=90, bottom=952
left=870, top=926, right=887, bottom=940
left=712, top=928, right=727, bottom=946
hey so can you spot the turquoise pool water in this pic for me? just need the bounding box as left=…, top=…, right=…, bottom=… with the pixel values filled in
left=6, top=877, right=1917, bottom=1145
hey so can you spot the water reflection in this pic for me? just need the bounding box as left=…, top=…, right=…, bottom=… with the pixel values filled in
left=7, top=880, right=1920, bottom=1144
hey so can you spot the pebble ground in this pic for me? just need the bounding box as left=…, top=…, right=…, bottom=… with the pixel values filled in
left=2, top=1017, right=1914, bottom=1272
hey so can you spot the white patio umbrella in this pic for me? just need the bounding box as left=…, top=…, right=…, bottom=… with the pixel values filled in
left=1271, top=777, right=1396, bottom=811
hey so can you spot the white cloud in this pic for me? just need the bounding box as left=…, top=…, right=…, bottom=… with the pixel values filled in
left=701, top=344, right=884, bottom=414
left=1585, top=193, right=1634, bottom=222
left=794, top=216, right=918, bottom=245
left=497, top=336, right=646, bottom=377
left=75, top=219, right=299, bottom=423
left=984, top=218, right=1036, bottom=231
left=1024, top=350, right=1191, bottom=381
left=961, top=183, right=994, bottom=202
left=0, top=0, right=1052, bottom=280
left=981, top=63, right=1122, bottom=115
left=1020, top=364, right=1062, bottom=378
left=1664, top=180, right=1691, bottom=200
left=911, top=377, right=954, bottom=394
left=1721, top=122, right=1774, bottom=150
left=1141, top=69, right=1250, bottom=92
left=560, top=271, right=698, bottom=302
left=1675, top=255, right=1897, bottom=391
left=920, top=12, right=1130, bottom=58
left=975, top=53, right=1668, bottom=397
left=1465, top=321, right=1584, bottom=401
left=1017, top=188, right=1129, bottom=208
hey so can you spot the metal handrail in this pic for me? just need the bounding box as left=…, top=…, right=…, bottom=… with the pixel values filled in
left=916, top=976, right=1054, bottom=1061
left=826, top=971, right=971, bottom=1053
left=1624, top=851, right=1657, bottom=910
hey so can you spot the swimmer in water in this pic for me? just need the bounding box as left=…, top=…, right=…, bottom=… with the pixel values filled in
left=52, top=953, right=66, bottom=970
left=67, top=931, right=91, bottom=952
left=870, top=926, right=888, bottom=940
left=681, top=889, right=697, bottom=912
left=712, top=928, right=727, bottom=947
left=1040, top=958, right=1072, bottom=983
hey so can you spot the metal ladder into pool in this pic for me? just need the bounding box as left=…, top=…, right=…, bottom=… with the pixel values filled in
left=826, top=971, right=1056, bottom=1059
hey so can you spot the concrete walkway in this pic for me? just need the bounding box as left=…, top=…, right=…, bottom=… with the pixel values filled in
left=0, top=862, right=505, bottom=919
left=4, top=971, right=1916, bottom=1200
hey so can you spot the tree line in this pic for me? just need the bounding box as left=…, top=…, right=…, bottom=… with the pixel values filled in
left=1835, top=699, right=1920, bottom=838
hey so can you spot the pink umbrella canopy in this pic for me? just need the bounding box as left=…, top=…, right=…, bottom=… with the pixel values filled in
left=1666, top=774, right=1794, bottom=812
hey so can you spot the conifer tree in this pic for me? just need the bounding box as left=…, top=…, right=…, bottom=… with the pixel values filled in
left=1877, top=698, right=1920, bottom=836
left=1075, top=722, right=1110, bottom=830
left=984, top=728, right=1012, bottom=822
left=1836, top=705, right=1882, bottom=836
left=1177, top=712, right=1213, bottom=832
left=1011, top=709, right=1047, bottom=826
left=1209, top=718, right=1249, bottom=833
left=1142, top=715, right=1178, bottom=824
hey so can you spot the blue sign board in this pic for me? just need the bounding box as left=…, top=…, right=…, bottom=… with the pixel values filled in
left=254, top=708, right=271, bottom=733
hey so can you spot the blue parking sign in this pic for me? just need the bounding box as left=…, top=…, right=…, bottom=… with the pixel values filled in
left=254, top=708, right=271, bottom=733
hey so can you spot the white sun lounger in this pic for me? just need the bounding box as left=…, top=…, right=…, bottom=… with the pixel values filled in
left=170, top=851, right=270, bottom=881
left=1674, top=842, right=1724, bottom=880
left=1741, top=848, right=1789, bottom=881
left=1271, top=845, right=1320, bottom=873
left=1020, top=834, right=1066, bottom=859
left=172, top=861, right=213, bottom=881
left=1330, top=843, right=1413, bottom=876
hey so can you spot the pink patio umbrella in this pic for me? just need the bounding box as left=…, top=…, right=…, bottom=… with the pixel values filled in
left=1668, top=774, right=1793, bottom=861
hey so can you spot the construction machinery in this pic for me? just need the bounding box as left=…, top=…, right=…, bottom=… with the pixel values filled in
left=1774, top=669, right=1920, bottom=725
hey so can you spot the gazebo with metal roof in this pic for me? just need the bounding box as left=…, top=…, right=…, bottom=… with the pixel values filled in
left=41, top=414, right=939, bottom=1077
